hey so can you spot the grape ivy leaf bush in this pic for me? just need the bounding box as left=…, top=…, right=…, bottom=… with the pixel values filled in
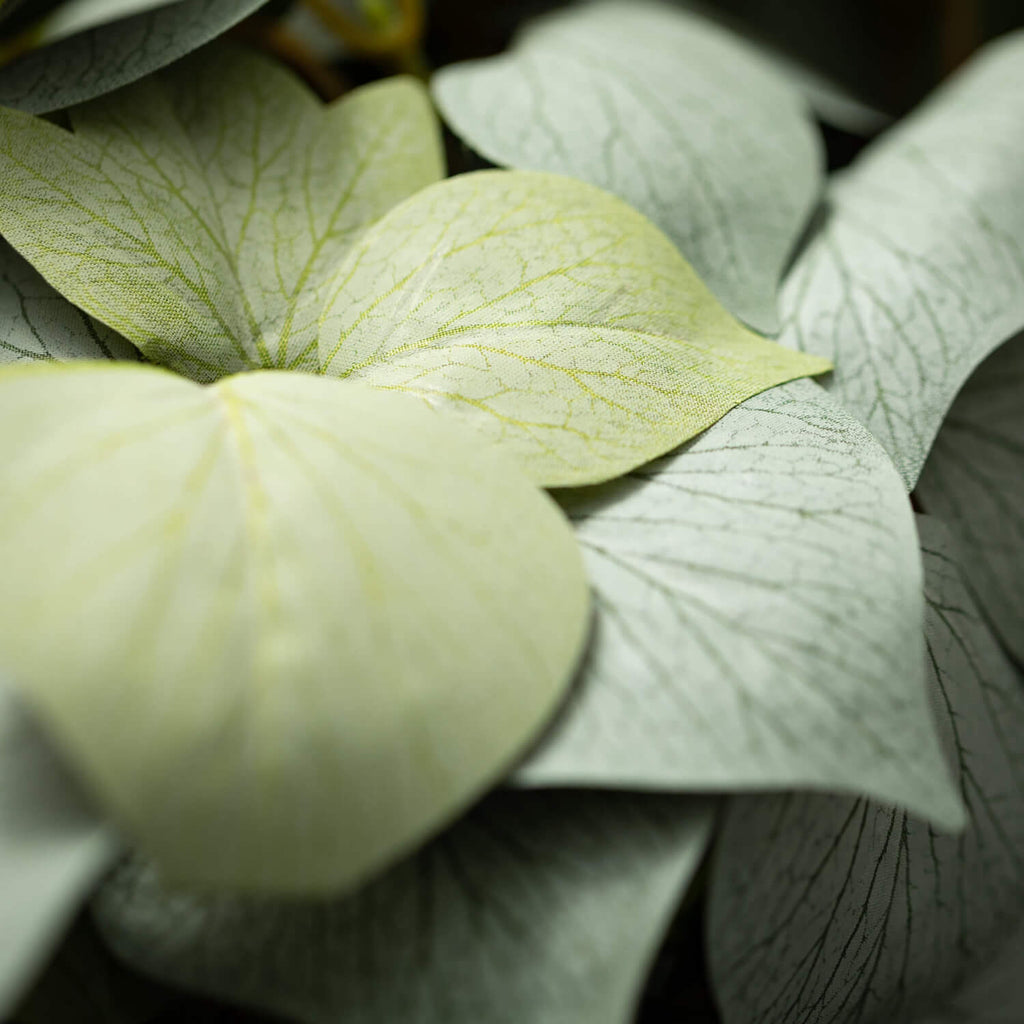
left=0, top=28, right=828, bottom=1020
left=0, top=2, right=1021, bottom=1023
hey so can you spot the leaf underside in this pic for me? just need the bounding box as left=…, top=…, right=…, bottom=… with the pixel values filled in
left=708, top=518, right=1024, bottom=1024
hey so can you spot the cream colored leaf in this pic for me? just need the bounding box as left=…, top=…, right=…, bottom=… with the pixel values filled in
left=0, top=363, right=589, bottom=893
left=319, top=169, right=830, bottom=487
left=0, top=48, right=444, bottom=378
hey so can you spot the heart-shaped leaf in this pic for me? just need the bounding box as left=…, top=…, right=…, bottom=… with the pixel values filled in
left=319, top=168, right=829, bottom=487
left=0, top=681, right=117, bottom=1019
left=780, top=32, right=1024, bottom=487
left=708, top=518, right=1024, bottom=1024
left=917, top=333, right=1024, bottom=665
left=0, top=363, right=589, bottom=893
left=432, top=0, right=823, bottom=334
left=0, top=0, right=269, bottom=112
left=0, top=47, right=444, bottom=379
left=95, top=792, right=714, bottom=1024
left=1, top=239, right=136, bottom=364
left=517, top=378, right=962, bottom=829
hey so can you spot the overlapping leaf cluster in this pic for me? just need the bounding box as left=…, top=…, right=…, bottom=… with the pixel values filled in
left=0, top=1, right=1022, bottom=1023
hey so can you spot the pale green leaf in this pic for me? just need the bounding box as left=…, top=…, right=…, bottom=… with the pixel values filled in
left=94, top=792, right=714, bottom=1024
left=0, top=0, right=269, bottom=113
left=0, top=47, right=444, bottom=379
left=917, top=333, right=1024, bottom=665
left=431, top=0, right=823, bottom=333
left=518, top=378, right=963, bottom=829
left=780, top=31, right=1024, bottom=488
left=708, top=518, right=1024, bottom=1024
left=0, top=363, right=589, bottom=893
left=0, top=681, right=118, bottom=1019
left=1, top=239, right=137, bottom=364
left=319, top=168, right=830, bottom=488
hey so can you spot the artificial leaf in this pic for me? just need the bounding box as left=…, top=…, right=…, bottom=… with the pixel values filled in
left=0, top=681, right=118, bottom=1019
left=0, top=46, right=443, bottom=379
left=708, top=518, right=1024, bottom=1024
left=648, top=0, right=891, bottom=135
left=94, top=792, right=714, bottom=1024
left=917, top=333, right=1024, bottom=665
left=10, top=912, right=178, bottom=1024
left=431, top=0, right=823, bottom=334
left=0, top=0, right=268, bottom=112
left=319, top=168, right=830, bottom=488
left=917, top=918, right=1024, bottom=1024
left=518, top=378, right=963, bottom=829
left=0, top=0, right=182, bottom=61
left=0, top=239, right=137, bottom=364
left=0, top=363, right=589, bottom=893
left=780, top=31, right=1024, bottom=488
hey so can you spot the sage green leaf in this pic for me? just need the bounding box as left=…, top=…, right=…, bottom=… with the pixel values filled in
left=917, top=334, right=1024, bottom=664
left=319, top=168, right=830, bottom=488
left=0, top=0, right=268, bottom=113
left=0, top=681, right=118, bottom=1019
left=0, top=363, right=589, bottom=893
left=0, top=48, right=444, bottom=380
left=431, top=0, right=823, bottom=333
left=708, top=518, right=1024, bottom=1024
left=518, top=378, right=963, bottom=829
left=780, top=31, right=1024, bottom=488
left=94, top=792, right=714, bottom=1024
left=1, top=239, right=137, bottom=364
left=17, top=0, right=182, bottom=49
